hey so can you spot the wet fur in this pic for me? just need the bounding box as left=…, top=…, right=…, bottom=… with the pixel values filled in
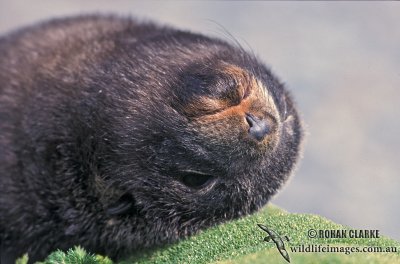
left=0, top=15, right=303, bottom=263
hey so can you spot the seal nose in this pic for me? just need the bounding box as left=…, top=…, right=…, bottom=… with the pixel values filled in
left=246, top=113, right=271, bottom=141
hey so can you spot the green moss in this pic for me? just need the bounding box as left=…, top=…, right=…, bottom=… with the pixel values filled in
left=218, top=248, right=400, bottom=264
left=123, top=205, right=400, bottom=263
left=24, top=205, right=400, bottom=264
left=15, top=254, right=29, bottom=264
left=38, top=246, right=113, bottom=264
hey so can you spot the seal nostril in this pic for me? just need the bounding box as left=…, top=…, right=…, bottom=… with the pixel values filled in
left=246, top=114, right=255, bottom=128
left=245, top=113, right=271, bottom=142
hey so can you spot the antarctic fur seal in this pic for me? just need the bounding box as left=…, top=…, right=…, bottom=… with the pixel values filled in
left=0, top=15, right=303, bottom=262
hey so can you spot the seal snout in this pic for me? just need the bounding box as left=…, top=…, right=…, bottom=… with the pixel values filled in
left=246, top=113, right=272, bottom=142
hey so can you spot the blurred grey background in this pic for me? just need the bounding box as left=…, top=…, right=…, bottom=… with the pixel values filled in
left=1, top=1, right=399, bottom=240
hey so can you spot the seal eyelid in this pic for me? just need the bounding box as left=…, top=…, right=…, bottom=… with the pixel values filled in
left=225, top=79, right=250, bottom=101
left=177, top=170, right=215, bottom=189
left=242, top=84, right=251, bottom=100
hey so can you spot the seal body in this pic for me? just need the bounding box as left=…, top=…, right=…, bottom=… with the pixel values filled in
left=0, top=15, right=303, bottom=262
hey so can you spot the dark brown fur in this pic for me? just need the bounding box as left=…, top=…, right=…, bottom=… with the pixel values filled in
left=0, top=15, right=303, bottom=263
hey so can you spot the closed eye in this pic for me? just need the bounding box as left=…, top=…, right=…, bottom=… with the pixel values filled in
left=242, top=84, right=251, bottom=100
left=177, top=170, right=215, bottom=189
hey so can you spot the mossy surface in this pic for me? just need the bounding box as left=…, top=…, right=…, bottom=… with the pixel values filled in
left=18, top=205, right=400, bottom=264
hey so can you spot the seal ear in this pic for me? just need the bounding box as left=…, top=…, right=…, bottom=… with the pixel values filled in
left=106, top=194, right=138, bottom=216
